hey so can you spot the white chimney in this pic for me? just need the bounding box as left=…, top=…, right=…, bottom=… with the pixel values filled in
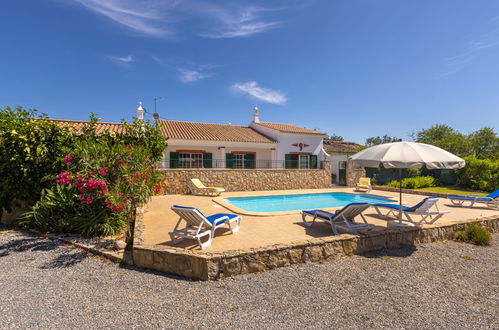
left=253, top=106, right=260, bottom=123
left=136, top=102, right=145, bottom=120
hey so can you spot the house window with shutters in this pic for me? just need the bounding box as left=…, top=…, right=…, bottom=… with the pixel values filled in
left=285, top=153, right=318, bottom=169
left=226, top=152, right=255, bottom=169
left=169, top=151, right=213, bottom=168
left=179, top=152, right=203, bottom=168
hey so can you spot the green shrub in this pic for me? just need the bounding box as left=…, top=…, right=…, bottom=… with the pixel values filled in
left=2, top=106, right=166, bottom=237
left=20, top=133, right=164, bottom=236
left=454, top=224, right=492, bottom=246
left=385, top=176, right=437, bottom=189
left=0, top=107, right=72, bottom=211
left=455, top=156, right=499, bottom=192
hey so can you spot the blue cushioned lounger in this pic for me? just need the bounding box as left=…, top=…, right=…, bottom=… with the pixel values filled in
left=448, top=189, right=499, bottom=210
left=373, top=197, right=449, bottom=225
left=170, top=205, right=241, bottom=249
left=301, top=203, right=373, bottom=235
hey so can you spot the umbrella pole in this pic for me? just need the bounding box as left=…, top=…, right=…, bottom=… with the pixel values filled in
left=399, top=168, right=403, bottom=222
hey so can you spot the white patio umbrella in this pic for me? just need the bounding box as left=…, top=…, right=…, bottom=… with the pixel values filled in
left=349, top=141, right=465, bottom=221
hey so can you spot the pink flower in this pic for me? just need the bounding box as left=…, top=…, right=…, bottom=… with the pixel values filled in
left=63, top=154, right=73, bottom=164
left=98, top=167, right=108, bottom=177
left=55, top=171, right=71, bottom=185
left=112, top=205, right=125, bottom=212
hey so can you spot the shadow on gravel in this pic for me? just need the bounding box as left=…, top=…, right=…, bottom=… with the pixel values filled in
left=117, top=263, right=196, bottom=282
left=360, top=245, right=417, bottom=259
left=0, top=231, right=89, bottom=268
left=40, top=250, right=88, bottom=268
left=0, top=236, right=59, bottom=257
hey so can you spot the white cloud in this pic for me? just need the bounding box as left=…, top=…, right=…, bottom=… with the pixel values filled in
left=69, top=0, right=283, bottom=39
left=109, top=55, right=134, bottom=63
left=72, top=0, right=178, bottom=37
left=199, top=6, right=280, bottom=38
left=178, top=69, right=209, bottom=83
left=231, top=81, right=287, bottom=105
left=438, top=18, right=499, bottom=79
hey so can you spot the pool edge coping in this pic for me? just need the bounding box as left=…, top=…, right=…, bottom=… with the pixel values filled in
left=213, top=190, right=397, bottom=216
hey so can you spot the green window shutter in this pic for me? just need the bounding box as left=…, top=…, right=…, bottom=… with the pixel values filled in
left=169, top=152, right=179, bottom=168
left=285, top=154, right=293, bottom=169
left=203, top=152, right=212, bottom=168
left=226, top=153, right=234, bottom=169
left=245, top=153, right=255, bottom=169
left=310, top=155, right=318, bottom=169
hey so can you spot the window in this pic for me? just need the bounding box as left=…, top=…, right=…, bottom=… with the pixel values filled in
left=226, top=152, right=255, bottom=169
left=178, top=152, right=203, bottom=168
left=299, top=155, right=310, bottom=169
left=233, top=154, right=245, bottom=169
left=285, top=154, right=318, bottom=169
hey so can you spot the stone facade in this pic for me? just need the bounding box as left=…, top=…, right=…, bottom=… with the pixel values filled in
left=131, top=213, right=499, bottom=280
left=346, top=160, right=366, bottom=187
left=160, top=161, right=332, bottom=195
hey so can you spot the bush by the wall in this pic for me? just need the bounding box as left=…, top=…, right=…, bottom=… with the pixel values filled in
left=455, top=156, right=499, bottom=192
left=385, top=176, right=437, bottom=189
left=454, top=223, right=492, bottom=246
left=2, top=106, right=166, bottom=236
left=0, top=107, right=72, bottom=212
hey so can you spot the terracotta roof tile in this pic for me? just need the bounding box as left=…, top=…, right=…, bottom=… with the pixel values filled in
left=48, top=119, right=128, bottom=134
left=255, top=122, right=325, bottom=135
left=158, top=120, right=276, bottom=143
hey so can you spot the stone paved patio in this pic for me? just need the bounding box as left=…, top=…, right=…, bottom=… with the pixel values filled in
left=141, top=187, right=498, bottom=252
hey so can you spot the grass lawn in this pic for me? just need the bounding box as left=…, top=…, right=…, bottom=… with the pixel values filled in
left=414, top=186, right=488, bottom=196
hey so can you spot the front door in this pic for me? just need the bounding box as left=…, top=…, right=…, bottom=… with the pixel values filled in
left=338, top=161, right=347, bottom=186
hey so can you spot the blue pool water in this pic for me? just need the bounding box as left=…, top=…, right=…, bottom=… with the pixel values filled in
left=224, top=192, right=395, bottom=213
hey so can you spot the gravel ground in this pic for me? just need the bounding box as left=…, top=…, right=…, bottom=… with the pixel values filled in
left=0, top=229, right=498, bottom=329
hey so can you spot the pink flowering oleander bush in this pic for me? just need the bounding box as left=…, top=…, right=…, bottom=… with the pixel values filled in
left=21, top=138, right=164, bottom=236
left=8, top=109, right=166, bottom=236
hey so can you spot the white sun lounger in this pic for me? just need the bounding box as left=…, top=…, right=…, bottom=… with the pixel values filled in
left=448, top=189, right=499, bottom=210
left=373, top=196, right=449, bottom=226
left=189, top=178, right=225, bottom=196
left=170, top=205, right=241, bottom=249
left=301, top=203, right=373, bottom=235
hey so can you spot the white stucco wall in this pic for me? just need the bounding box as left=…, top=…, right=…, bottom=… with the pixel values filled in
left=325, top=154, right=349, bottom=184
left=250, top=122, right=325, bottom=161
left=159, top=139, right=277, bottom=168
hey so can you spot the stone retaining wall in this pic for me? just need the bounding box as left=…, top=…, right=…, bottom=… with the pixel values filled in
left=346, top=161, right=366, bottom=187
left=132, top=212, right=499, bottom=280
left=160, top=161, right=332, bottom=194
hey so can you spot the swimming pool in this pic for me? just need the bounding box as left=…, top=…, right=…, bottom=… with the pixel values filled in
left=224, top=192, right=395, bottom=213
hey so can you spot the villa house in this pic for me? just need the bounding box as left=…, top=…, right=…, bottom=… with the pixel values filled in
left=48, top=104, right=369, bottom=192
left=153, top=106, right=327, bottom=170
left=322, top=140, right=363, bottom=185
left=50, top=105, right=328, bottom=170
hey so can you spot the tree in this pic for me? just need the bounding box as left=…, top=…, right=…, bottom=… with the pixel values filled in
left=365, top=135, right=400, bottom=147
left=468, top=127, right=499, bottom=159
left=413, top=124, right=471, bottom=157
left=325, top=133, right=344, bottom=142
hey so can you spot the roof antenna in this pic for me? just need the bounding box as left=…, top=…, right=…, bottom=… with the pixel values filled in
left=153, top=97, right=163, bottom=120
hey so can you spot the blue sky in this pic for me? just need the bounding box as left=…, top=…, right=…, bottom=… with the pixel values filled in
left=1, top=0, right=498, bottom=143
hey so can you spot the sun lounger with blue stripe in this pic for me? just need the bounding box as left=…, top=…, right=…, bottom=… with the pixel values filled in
left=301, top=203, right=373, bottom=235
left=170, top=205, right=241, bottom=249
left=448, top=189, right=499, bottom=210
left=373, top=196, right=449, bottom=226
